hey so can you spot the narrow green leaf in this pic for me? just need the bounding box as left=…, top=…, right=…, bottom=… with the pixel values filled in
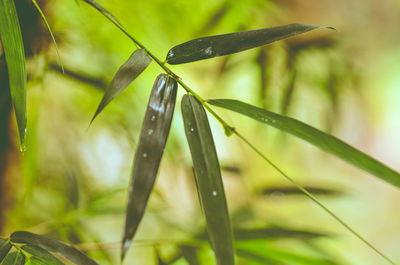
left=0, top=238, right=12, bottom=261
left=2, top=251, right=25, bottom=265
left=181, top=95, right=234, bottom=265
left=208, top=99, right=400, bottom=189
left=166, top=24, right=334, bottom=64
left=233, top=227, right=328, bottom=241
left=91, top=49, right=152, bottom=123
left=21, top=245, right=65, bottom=265
left=0, top=0, right=27, bottom=148
left=10, top=231, right=99, bottom=265
left=82, top=0, right=124, bottom=28
left=121, top=74, right=177, bottom=260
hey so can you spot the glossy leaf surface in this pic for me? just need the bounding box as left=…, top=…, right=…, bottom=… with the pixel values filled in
left=121, top=74, right=177, bottom=260
left=181, top=95, right=234, bottom=265
left=91, top=49, right=152, bottom=123
left=0, top=238, right=12, bottom=261
left=21, top=245, right=65, bottom=265
left=167, top=24, right=331, bottom=64
left=0, top=0, right=27, bottom=148
left=2, top=251, right=25, bottom=265
left=10, top=231, right=99, bottom=265
left=208, top=99, right=400, bottom=189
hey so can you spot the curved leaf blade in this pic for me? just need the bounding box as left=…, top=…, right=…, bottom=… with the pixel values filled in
left=208, top=99, right=400, bottom=188
left=10, top=231, right=99, bottom=265
left=121, top=74, right=177, bottom=260
left=91, top=49, right=152, bottom=123
left=2, top=251, right=25, bottom=265
left=0, top=0, right=27, bottom=148
left=181, top=95, right=234, bottom=265
left=0, top=238, right=12, bottom=261
left=21, top=245, right=65, bottom=265
left=166, top=24, right=333, bottom=64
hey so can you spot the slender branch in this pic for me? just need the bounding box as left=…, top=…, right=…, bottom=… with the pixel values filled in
left=81, top=2, right=397, bottom=264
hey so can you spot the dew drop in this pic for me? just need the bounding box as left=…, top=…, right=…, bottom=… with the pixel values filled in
left=151, top=115, right=156, bottom=121
left=205, top=47, right=213, bottom=55
left=147, top=129, right=154, bottom=135
left=212, top=190, right=217, bottom=196
left=190, top=127, right=194, bottom=132
left=142, top=153, right=148, bottom=158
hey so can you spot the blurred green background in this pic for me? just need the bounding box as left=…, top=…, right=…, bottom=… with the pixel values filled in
left=1, top=0, right=399, bottom=264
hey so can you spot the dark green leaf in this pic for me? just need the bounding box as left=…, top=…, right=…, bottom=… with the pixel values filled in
left=121, top=74, right=177, bottom=260
left=21, top=245, right=65, bottom=265
left=233, top=227, right=328, bottom=241
left=166, top=24, right=333, bottom=64
left=180, top=245, right=200, bottom=265
left=10, top=231, right=99, bottom=265
left=91, top=49, right=152, bottom=123
left=181, top=95, right=234, bottom=265
left=82, top=0, right=124, bottom=28
left=0, top=0, right=27, bottom=148
left=2, top=251, right=25, bottom=265
left=0, top=238, right=12, bottom=261
left=208, top=99, right=400, bottom=189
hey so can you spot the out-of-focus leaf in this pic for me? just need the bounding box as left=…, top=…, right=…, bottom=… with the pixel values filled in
left=180, top=245, right=200, bottom=265
left=208, top=99, right=400, bottom=189
left=281, top=71, right=297, bottom=115
left=91, top=49, right=152, bottom=123
left=21, top=245, right=65, bottom=265
left=121, top=74, right=177, bottom=260
left=233, top=227, right=329, bottom=240
left=181, top=95, right=234, bottom=265
left=166, top=24, right=333, bottom=64
left=237, top=242, right=336, bottom=265
left=262, top=186, right=343, bottom=197
left=2, top=251, right=25, bottom=265
left=10, top=231, right=99, bottom=265
left=0, top=238, right=12, bottom=261
left=0, top=0, right=27, bottom=148
left=237, top=249, right=282, bottom=265
left=198, top=2, right=230, bottom=35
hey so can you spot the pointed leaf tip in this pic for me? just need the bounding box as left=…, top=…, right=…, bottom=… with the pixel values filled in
left=121, top=74, right=177, bottom=260
left=0, top=0, right=27, bottom=148
left=91, top=49, right=152, bottom=124
left=181, top=95, right=235, bottom=265
left=208, top=99, right=400, bottom=189
left=166, top=23, right=332, bottom=64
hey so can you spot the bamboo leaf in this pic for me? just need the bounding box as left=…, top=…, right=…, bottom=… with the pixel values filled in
left=121, top=74, right=177, bottom=260
left=0, top=0, right=27, bottom=149
left=91, top=49, right=152, bottom=123
left=233, top=227, right=328, bottom=241
left=261, top=186, right=343, bottom=197
left=208, top=99, right=400, bottom=189
left=0, top=238, right=12, bottom=261
left=2, top=251, right=25, bottom=265
left=82, top=0, right=124, bottom=28
left=181, top=95, right=234, bottom=265
left=21, top=245, right=65, bottom=265
left=166, top=24, right=334, bottom=64
left=10, top=231, right=99, bottom=265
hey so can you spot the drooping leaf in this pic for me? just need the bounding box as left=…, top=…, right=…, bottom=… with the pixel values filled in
left=10, top=231, right=99, bottom=265
left=208, top=99, right=400, bottom=189
left=2, top=251, right=25, bottom=265
left=0, top=0, right=27, bottom=148
left=236, top=249, right=282, bottom=265
left=121, top=74, right=177, bottom=260
left=0, top=238, right=12, bottom=261
left=166, top=24, right=333, bottom=64
left=21, top=245, right=65, bottom=265
left=91, top=49, right=152, bottom=123
left=181, top=95, right=234, bottom=265
left=82, top=0, right=124, bottom=28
